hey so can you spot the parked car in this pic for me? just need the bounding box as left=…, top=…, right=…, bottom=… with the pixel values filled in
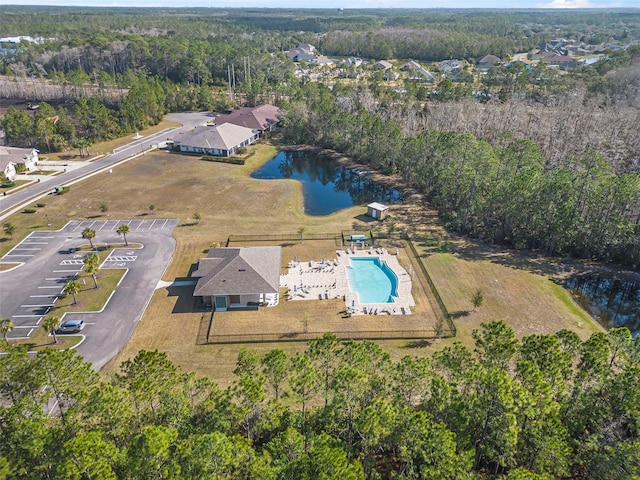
left=56, top=319, right=85, bottom=333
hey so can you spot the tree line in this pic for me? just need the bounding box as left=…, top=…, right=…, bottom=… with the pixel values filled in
left=281, top=82, right=640, bottom=268
left=0, top=75, right=224, bottom=153
left=0, top=322, right=638, bottom=479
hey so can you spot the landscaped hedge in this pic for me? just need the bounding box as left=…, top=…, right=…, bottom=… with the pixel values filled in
left=202, top=155, right=245, bottom=165
left=23, top=208, right=36, bottom=214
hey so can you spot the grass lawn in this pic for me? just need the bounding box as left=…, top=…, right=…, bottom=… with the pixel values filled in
left=0, top=127, right=606, bottom=384
left=41, top=119, right=182, bottom=162
left=2, top=328, right=83, bottom=352
left=48, top=268, right=126, bottom=315
left=1, top=179, right=31, bottom=193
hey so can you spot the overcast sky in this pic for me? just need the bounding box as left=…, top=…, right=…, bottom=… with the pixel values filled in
left=1, top=0, right=638, bottom=8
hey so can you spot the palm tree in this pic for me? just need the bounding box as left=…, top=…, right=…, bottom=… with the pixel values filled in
left=297, top=227, right=306, bottom=244
left=63, top=279, right=81, bottom=305
left=117, top=224, right=131, bottom=246
left=0, top=317, right=14, bottom=345
left=3, top=222, right=16, bottom=239
left=82, top=227, right=96, bottom=249
left=83, top=252, right=100, bottom=289
left=42, top=316, right=61, bottom=344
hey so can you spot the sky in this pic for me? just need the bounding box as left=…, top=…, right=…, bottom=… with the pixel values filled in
left=0, top=0, right=638, bottom=8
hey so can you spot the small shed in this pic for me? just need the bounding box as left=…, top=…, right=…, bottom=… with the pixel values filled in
left=367, top=202, right=389, bottom=220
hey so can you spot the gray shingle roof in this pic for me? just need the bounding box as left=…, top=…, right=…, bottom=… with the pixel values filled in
left=193, top=247, right=282, bottom=296
left=176, top=123, right=255, bottom=151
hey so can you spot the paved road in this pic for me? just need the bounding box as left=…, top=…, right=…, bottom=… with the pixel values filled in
left=0, top=218, right=178, bottom=370
left=0, top=112, right=210, bottom=368
left=0, top=112, right=211, bottom=221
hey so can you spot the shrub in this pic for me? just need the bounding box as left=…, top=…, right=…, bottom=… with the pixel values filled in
left=201, top=155, right=245, bottom=165
left=1, top=181, right=16, bottom=188
left=23, top=208, right=36, bottom=214
left=35, top=203, right=46, bottom=208
left=15, top=163, right=26, bottom=173
left=55, top=186, right=70, bottom=195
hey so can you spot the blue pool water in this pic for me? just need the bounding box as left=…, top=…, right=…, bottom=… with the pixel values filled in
left=346, top=257, right=399, bottom=304
left=250, top=150, right=402, bottom=216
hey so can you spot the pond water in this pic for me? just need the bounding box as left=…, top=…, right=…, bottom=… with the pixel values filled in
left=250, top=150, right=402, bottom=216
left=565, top=275, right=640, bottom=335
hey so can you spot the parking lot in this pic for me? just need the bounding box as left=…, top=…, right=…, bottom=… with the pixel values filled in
left=0, top=218, right=178, bottom=369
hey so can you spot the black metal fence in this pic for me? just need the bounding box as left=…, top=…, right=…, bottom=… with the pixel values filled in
left=226, top=231, right=375, bottom=246
left=207, top=329, right=447, bottom=344
left=405, top=237, right=457, bottom=338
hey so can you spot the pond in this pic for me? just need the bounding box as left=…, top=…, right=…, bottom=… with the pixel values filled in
left=565, top=274, right=640, bottom=335
left=250, top=150, right=402, bottom=216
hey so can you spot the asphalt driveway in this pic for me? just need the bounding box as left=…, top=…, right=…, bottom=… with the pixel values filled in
left=0, top=218, right=178, bottom=369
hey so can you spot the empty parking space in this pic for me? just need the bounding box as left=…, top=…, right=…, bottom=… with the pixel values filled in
left=1, top=218, right=178, bottom=340
left=68, top=218, right=173, bottom=233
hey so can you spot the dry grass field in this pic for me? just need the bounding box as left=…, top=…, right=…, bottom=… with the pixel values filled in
left=0, top=123, right=604, bottom=384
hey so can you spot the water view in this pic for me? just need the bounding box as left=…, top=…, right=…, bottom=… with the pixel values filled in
left=250, top=150, right=402, bottom=216
left=565, top=275, right=640, bottom=335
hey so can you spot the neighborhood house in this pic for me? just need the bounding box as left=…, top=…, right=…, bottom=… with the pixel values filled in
left=0, top=147, right=39, bottom=181
left=192, top=246, right=282, bottom=311
left=173, top=123, right=258, bottom=157
left=212, top=104, right=281, bottom=133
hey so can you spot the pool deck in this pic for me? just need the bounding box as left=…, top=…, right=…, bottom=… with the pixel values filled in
left=280, top=248, right=416, bottom=316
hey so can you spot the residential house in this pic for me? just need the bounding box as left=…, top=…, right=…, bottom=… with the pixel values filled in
left=537, top=52, right=577, bottom=70
left=476, top=54, right=501, bottom=71
left=372, top=60, right=393, bottom=70
left=212, top=104, right=281, bottom=133
left=192, top=246, right=282, bottom=311
left=344, top=57, right=364, bottom=67
left=401, top=60, right=421, bottom=71
left=438, top=59, right=463, bottom=74
left=412, top=68, right=435, bottom=83
left=285, top=44, right=318, bottom=63
left=173, top=123, right=258, bottom=157
left=0, top=146, right=39, bottom=180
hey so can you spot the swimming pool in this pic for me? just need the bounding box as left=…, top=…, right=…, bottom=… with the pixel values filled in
left=346, top=257, right=399, bottom=304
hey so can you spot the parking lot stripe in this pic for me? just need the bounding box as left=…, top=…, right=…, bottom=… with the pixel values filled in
left=30, top=236, right=54, bottom=239
left=13, top=314, right=45, bottom=317
left=30, top=294, right=59, bottom=298
left=23, top=242, right=49, bottom=245
left=13, top=247, right=42, bottom=251
left=21, top=304, right=55, bottom=307
left=5, top=254, right=34, bottom=257
left=45, top=277, right=75, bottom=280
left=38, top=286, right=63, bottom=289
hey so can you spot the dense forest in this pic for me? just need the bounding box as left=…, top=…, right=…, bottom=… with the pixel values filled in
left=1, top=7, right=639, bottom=266
left=0, top=323, right=638, bottom=479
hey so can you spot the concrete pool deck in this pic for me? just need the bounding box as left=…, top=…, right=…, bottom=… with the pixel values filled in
left=280, top=248, right=416, bottom=316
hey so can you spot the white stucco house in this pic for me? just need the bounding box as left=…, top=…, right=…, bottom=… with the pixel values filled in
left=173, top=123, right=259, bottom=157
left=0, top=147, right=39, bottom=181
